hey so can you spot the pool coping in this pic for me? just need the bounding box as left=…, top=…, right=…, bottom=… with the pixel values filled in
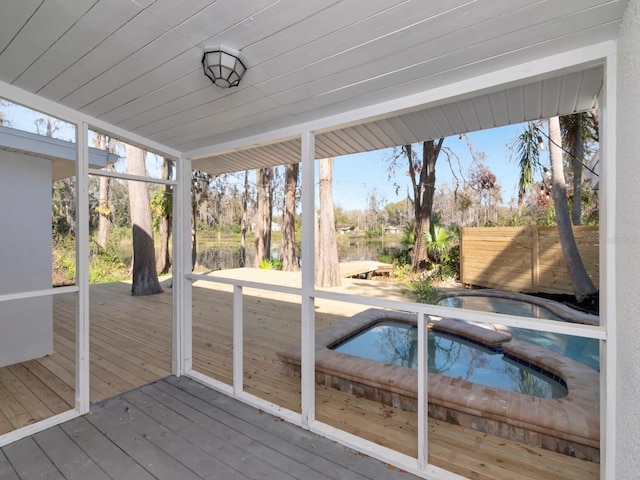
left=276, top=308, right=600, bottom=461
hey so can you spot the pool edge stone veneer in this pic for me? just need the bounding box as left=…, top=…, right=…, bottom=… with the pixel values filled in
left=276, top=308, right=600, bottom=462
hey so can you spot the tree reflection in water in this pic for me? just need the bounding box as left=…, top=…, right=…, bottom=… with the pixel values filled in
left=379, top=324, right=487, bottom=382
left=333, top=321, right=565, bottom=398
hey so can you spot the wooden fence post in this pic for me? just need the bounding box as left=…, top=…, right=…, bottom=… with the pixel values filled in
left=532, top=226, right=539, bottom=292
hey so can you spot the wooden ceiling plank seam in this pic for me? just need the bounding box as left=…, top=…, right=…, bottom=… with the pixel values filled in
left=540, top=76, right=563, bottom=119
left=257, top=142, right=299, bottom=165
left=246, top=0, right=471, bottom=85
left=131, top=87, right=280, bottom=136
left=240, top=146, right=280, bottom=166
left=155, top=100, right=289, bottom=150
left=371, top=119, right=404, bottom=147
left=386, top=116, right=421, bottom=146
left=90, top=0, right=289, bottom=117
left=252, top=0, right=603, bottom=102
left=106, top=0, right=464, bottom=127
left=575, top=67, right=604, bottom=112
left=314, top=139, right=338, bottom=159
left=455, top=98, right=482, bottom=134
left=256, top=3, right=621, bottom=115
left=339, top=127, right=375, bottom=154
left=172, top=0, right=283, bottom=47
left=37, top=9, right=170, bottom=102
left=94, top=0, right=336, bottom=120
left=471, top=94, right=497, bottom=130
left=364, top=120, right=399, bottom=148
left=352, top=124, right=387, bottom=151
left=402, top=112, right=433, bottom=141
left=242, top=27, right=615, bottom=148
left=141, top=96, right=281, bottom=142
left=187, top=40, right=614, bottom=160
left=252, top=0, right=530, bottom=97
left=0, top=0, right=97, bottom=84
left=416, top=106, right=444, bottom=142
left=558, top=71, right=585, bottom=115
left=66, top=31, right=196, bottom=111
left=113, top=78, right=238, bottom=131
left=0, top=0, right=42, bottom=55
left=268, top=142, right=300, bottom=164
left=15, top=0, right=143, bottom=94
left=333, top=129, right=369, bottom=155
left=78, top=37, right=201, bottom=114
left=131, top=17, right=616, bottom=152
left=523, top=81, right=543, bottom=121
left=319, top=131, right=354, bottom=155
left=488, top=91, right=510, bottom=128
left=431, top=106, right=457, bottom=138
left=439, top=103, right=466, bottom=135
left=505, top=85, right=526, bottom=125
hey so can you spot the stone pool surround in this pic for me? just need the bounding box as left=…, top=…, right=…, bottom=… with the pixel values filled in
left=276, top=308, right=600, bottom=462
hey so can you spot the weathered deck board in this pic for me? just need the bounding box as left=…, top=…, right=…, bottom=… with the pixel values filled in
left=0, top=274, right=600, bottom=479
left=1, top=377, right=419, bottom=480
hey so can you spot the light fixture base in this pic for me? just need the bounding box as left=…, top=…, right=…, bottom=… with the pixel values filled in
left=202, top=45, right=247, bottom=89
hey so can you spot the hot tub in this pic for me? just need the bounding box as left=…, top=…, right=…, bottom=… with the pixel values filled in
left=277, top=308, right=600, bottom=461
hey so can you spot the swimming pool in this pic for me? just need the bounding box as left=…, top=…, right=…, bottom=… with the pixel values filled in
left=332, top=320, right=567, bottom=399
left=438, top=292, right=600, bottom=370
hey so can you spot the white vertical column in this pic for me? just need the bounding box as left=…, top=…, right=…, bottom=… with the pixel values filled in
left=300, top=131, right=316, bottom=428
left=600, top=52, right=617, bottom=480
left=233, top=285, right=244, bottom=396
left=173, top=155, right=193, bottom=376
left=417, top=312, right=428, bottom=469
left=75, top=121, right=90, bottom=414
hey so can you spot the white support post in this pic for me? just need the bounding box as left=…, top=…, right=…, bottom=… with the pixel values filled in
left=233, top=285, right=244, bottom=396
left=600, top=52, right=617, bottom=480
left=417, top=312, right=429, bottom=470
left=300, top=131, right=316, bottom=429
left=173, top=156, right=192, bottom=376
left=75, top=121, right=90, bottom=414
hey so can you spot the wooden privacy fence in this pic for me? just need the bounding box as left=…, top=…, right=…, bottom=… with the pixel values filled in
left=460, top=226, right=599, bottom=295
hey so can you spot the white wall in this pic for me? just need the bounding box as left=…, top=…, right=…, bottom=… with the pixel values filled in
left=616, top=0, right=640, bottom=476
left=0, top=150, right=53, bottom=367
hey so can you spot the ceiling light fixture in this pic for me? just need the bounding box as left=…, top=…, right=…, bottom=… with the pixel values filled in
left=202, top=45, right=247, bottom=89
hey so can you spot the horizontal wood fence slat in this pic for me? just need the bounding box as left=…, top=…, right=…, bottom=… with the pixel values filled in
left=460, top=226, right=599, bottom=295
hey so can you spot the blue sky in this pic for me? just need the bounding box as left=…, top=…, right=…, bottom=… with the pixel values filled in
left=3, top=100, right=534, bottom=209
left=332, top=123, right=529, bottom=211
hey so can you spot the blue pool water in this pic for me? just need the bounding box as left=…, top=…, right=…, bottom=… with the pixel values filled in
left=332, top=321, right=568, bottom=399
left=438, top=296, right=600, bottom=371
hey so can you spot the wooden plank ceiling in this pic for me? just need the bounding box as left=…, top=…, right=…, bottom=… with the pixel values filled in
left=0, top=0, right=628, bottom=174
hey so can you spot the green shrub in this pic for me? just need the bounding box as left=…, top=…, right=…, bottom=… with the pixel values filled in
left=402, top=280, right=441, bottom=304
left=258, top=258, right=283, bottom=270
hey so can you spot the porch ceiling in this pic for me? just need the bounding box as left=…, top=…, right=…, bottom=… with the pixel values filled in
left=0, top=1, right=628, bottom=173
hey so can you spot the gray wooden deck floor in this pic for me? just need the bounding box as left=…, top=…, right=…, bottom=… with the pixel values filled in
left=1, top=376, right=418, bottom=480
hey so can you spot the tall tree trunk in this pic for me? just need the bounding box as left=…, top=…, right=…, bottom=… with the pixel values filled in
left=191, top=200, right=198, bottom=270
left=548, top=117, right=596, bottom=301
left=408, top=140, right=442, bottom=269
left=254, top=167, right=274, bottom=267
left=94, top=134, right=111, bottom=248
left=315, top=158, right=341, bottom=287
left=126, top=145, right=162, bottom=296
left=571, top=117, right=584, bottom=226
left=240, top=170, right=249, bottom=267
left=156, top=159, right=172, bottom=274
left=281, top=163, right=299, bottom=271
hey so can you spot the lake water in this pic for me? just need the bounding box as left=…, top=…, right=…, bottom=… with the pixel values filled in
left=197, top=237, right=395, bottom=270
